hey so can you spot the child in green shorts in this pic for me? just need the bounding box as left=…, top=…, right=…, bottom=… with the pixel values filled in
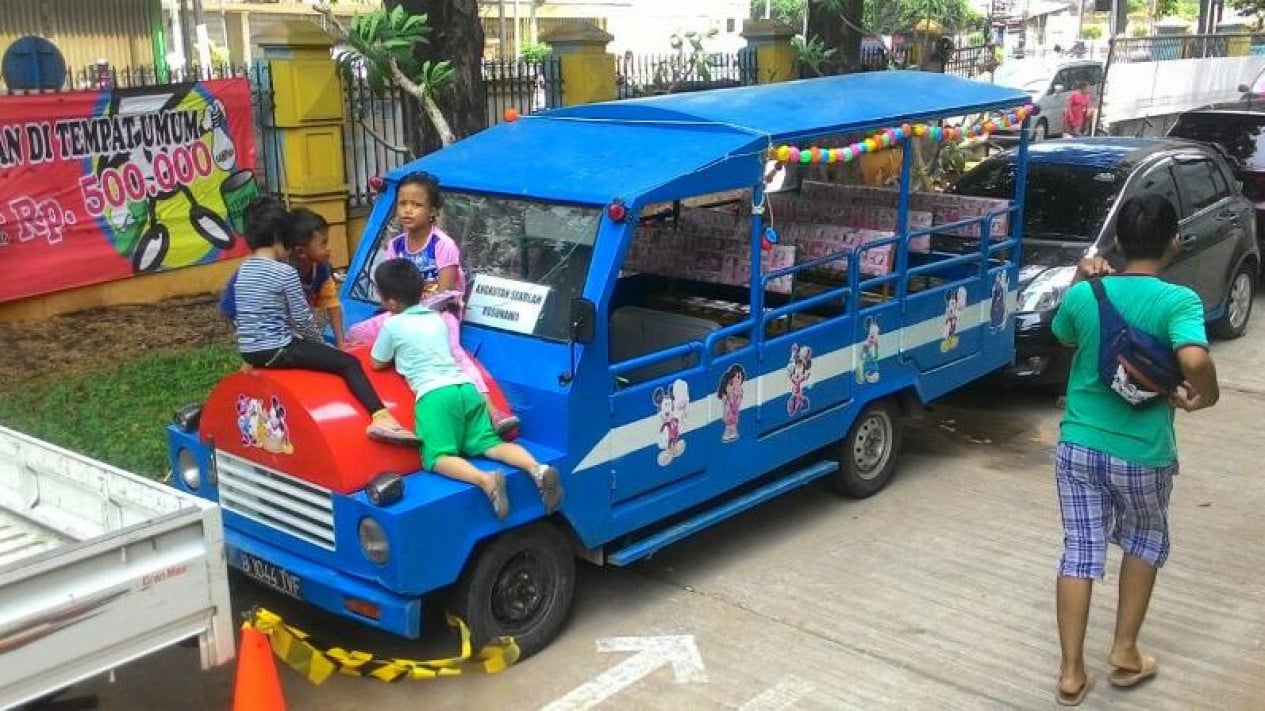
left=369, top=258, right=563, bottom=520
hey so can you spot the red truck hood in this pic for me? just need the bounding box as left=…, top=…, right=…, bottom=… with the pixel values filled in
left=200, top=347, right=422, bottom=494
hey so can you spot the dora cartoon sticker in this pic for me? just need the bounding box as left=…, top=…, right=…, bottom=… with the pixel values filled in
left=237, top=394, right=294, bottom=454
left=716, top=365, right=746, bottom=443
left=941, top=286, right=968, bottom=352
left=989, top=271, right=1010, bottom=331
left=787, top=344, right=813, bottom=416
left=856, top=317, right=881, bottom=384
left=654, top=379, right=690, bottom=466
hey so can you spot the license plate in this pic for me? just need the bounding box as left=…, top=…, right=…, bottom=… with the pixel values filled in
left=237, top=552, right=303, bottom=600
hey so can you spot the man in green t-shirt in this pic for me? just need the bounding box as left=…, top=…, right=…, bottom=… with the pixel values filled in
left=1049, top=194, right=1220, bottom=705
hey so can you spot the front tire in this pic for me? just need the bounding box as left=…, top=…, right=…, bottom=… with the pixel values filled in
left=449, top=522, right=576, bottom=659
left=829, top=400, right=902, bottom=499
left=1210, top=262, right=1255, bottom=339
left=1033, top=119, right=1049, bottom=142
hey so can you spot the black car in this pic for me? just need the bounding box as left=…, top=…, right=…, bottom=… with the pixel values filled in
left=1166, top=103, right=1265, bottom=254
left=952, top=137, right=1259, bottom=385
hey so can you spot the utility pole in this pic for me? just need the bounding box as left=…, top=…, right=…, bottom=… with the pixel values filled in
left=514, top=0, right=521, bottom=57
left=499, top=0, right=508, bottom=60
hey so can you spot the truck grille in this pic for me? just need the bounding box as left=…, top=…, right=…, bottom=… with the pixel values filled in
left=215, top=452, right=336, bottom=551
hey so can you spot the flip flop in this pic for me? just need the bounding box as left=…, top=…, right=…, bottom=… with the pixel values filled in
left=366, top=421, right=420, bottom=446
left=486, top=470, right=509, bottom=520
left=532, top=465, right=564, bottom=514
left=1056, top=674, right=1094, bottom=707
left=1109, top=656, right=1158, bottom=688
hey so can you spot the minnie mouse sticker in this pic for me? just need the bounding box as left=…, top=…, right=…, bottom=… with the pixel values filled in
left=787, top=344, right=813, bottom=416
left=988, top=271, right=1010, bottom=331
left=236, top=394, right=293, bottom=454
left=940, top=286, right=968, bottom=352
left=716, top=365, right=746, bottom=443
left=654, top=379, right=690, bottom=466
left=856, top=317, right=882, bottom=384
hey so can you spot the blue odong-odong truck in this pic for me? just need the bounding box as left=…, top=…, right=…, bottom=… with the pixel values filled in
left=167, top=71, right=1032, bottom=658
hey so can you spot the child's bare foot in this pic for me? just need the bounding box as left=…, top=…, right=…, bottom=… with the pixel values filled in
left=483, top=470, right=509, bottom=520
left=366, top=410, right=419, bottom=445
left=531, top=465, right=563, bottom=514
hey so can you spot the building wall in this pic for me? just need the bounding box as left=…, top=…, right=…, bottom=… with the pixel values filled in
left=0, top=0, right=155, bottom=84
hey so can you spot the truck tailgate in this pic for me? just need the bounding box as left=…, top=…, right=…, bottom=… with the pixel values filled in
left=0, top=427, right=234, bottom=709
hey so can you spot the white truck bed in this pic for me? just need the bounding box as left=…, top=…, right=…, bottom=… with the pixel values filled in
left=0, top=426, right=234, bottom=709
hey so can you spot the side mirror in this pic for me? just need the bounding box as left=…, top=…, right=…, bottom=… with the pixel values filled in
left=1239, top=83, right=1250, bottom=93
left=569, top=297, right=596, bottom=345
left=1052, top=83, right=1065, bottom=93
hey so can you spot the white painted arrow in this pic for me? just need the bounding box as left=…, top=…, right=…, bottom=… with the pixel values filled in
left=540, top=635, right=708, bottom=711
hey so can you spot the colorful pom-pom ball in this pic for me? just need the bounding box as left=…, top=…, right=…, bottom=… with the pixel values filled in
left=776, top=145, right=791, bottom=162
left=800, top=149, right=813, bottom=164
left=865, top=138, right=879, bottom=152
left=913, top=124, right=926, bottom=137
left=879, top=133, right=891, bottom=147
left=893, top=128, right=905, bottom=141
left=824, top=148, right=836, bottom=163
left=841, top=146, right=854, bottom=162
left=504, top=107, right=520, bottom=122
left=1007, top=112, right=1018, bottom=124
left=983, top=122, right=996, bottom=134
left=788, top=147, right=801, bottom=163
left=1024, top=104, right=1036, bottom=116
left=930, top=126, right=942, bottom=141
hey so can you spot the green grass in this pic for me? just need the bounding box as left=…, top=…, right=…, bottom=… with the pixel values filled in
left=0, top=344, right=239, bottom=479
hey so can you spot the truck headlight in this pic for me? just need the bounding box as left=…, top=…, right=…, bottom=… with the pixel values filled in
left=358, top=518, right=390, bottom=564
left=1018, top=265, right=1076, bottom=313
left=177, top=449, right=200, bottom=490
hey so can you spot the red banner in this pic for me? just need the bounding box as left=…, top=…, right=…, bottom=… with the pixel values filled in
left=0, top=78, right=258, bottom=302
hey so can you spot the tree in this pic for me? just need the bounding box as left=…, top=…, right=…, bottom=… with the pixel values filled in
left=388, top=0, right=485, bottom=153
left=1228, top=0, right=1265, bottom=29
left=864, top=0, right=984, bottom=36
left=807, top=0, right=864, bottom=74
left=750, top=0, right=807, bottom=29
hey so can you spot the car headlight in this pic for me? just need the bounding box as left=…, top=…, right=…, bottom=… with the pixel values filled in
left=358, top=517, right=390, bottom=565
left=177, top=448, right=200, bottom=490
left=1018, top=265, right=1077, bottom=313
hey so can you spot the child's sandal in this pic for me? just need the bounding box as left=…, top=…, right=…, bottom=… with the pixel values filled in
left=531, top=465, right=564, bottom=514
left=366, top=421, right=419, bottom=446
left=486, top=470, right=509, bottom=520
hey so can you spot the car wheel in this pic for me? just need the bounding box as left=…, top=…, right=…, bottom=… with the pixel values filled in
left=449, top=522, right=575, bottom=659
left=1033, top=119, right=1048, bottom=142
left=829, top=400, right=902, bottom=499
left=1210, top=263, right=1255, bottom=339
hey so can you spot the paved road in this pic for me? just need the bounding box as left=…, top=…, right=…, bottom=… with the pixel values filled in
left=77, top=298, right=1265, bottom=710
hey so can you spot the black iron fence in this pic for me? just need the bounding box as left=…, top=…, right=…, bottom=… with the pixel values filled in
left=342, top=58, right=564, bottom=206
left=1, top=63, right=281, bottom=196
left=1107, top=32, right=1265, bottom=64
left=617, top=51, right=756, bottom=98
left=944, top=43, right=997, bottom=79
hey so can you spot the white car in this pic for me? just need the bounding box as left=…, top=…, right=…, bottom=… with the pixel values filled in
left=992, top=58, right=1104, bottom=141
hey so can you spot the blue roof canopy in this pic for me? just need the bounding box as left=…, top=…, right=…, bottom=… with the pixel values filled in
left=388, top=71, right=1032, bottom=205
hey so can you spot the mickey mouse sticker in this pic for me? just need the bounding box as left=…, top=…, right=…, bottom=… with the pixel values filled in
left=857, top=317, right=882, bottom=384
left=787, top=344, right=812, bottom=416
left=989, top=271, right=1010, bottom=331
left=654, top=379, right=690, bottom=466
left=941, top=286, right=967, bottom=352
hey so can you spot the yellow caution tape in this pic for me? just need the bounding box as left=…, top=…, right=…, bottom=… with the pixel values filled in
left=243, top=607, right=520, bottom=684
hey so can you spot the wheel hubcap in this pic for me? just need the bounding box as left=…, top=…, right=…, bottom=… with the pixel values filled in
left=852, top=412, right=893, bottom=480
left=1229, top=272, right=1252, bottom=330
left=491, top=552, right=551, bottom=633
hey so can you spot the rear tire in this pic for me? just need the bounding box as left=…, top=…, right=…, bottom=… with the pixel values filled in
left=1210, top=263, right=1255, bottom=339
left=829, top=400, right=902, bottom=499
left=449, top=522, right=575, bottom=659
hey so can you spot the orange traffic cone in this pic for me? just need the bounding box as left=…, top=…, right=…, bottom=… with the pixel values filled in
left=233, top=625, right=286, bottom=711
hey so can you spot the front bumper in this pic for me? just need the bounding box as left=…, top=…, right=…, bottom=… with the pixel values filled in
left=1000, top=311, right=1072, bottom=385
left=225, top=527, right=425, bottom=639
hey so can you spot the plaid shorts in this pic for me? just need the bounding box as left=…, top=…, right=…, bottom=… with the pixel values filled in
left=1056, top=442, right=1177, bottom=579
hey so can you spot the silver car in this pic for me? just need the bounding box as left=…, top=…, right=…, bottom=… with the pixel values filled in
left=993, top=58, right=1104, bottom=141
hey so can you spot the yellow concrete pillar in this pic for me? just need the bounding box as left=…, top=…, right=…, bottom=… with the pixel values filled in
left=542, top=23, right=616, bottom=106
left=741, top=20, right=798, bottom=84
left=255, top=21, right=351, bottom=267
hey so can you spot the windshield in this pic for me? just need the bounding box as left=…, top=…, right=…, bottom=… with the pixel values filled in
left=953, top=159, right=1124, bottom=242
left=1168, top=113, right=1265, bottom=171
left=350, top=192, right=601, bottom=341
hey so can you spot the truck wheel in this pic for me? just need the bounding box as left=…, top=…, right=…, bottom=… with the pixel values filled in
left=1033, top=119, right=1048, bottom=142
left=1210, top=263, right=1255, bottom=339
left=829, top=400, right=902, bottom=499
left=450, top=522, right=575, bottom=659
